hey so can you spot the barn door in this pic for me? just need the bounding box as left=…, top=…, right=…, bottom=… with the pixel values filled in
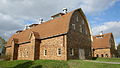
left=79, top=48, right=85, bottom=60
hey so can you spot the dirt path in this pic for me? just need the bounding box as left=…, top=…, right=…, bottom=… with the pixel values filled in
left=84, top=60, right=120, bottom=64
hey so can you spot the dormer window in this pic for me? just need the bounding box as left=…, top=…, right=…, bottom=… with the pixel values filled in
left=16, top=30, right=23, bottom=34
left=29, top=24, right=38, bottom=28
left=51, top=13, right=65, bottom=19
left=96, top=36, right=103, bottom=38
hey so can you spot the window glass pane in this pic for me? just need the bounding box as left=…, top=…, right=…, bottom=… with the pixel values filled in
left=70, top=48, right=74, bottom=56
left=76, top=16, right=79, bottom=22
left=58, top=48, right=61, bottom=56
left=72, top=24, right=75, bottom=30
left=44, top=50, right=47, bottom=56
left=80, top=25, right=82, bottom=33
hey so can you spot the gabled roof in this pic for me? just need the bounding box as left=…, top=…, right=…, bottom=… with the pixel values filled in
left=7, top=8, right=91, bottom=46
left=7, top=8, right=78, bottom=45
left=92, top=33, right=113, bottom=49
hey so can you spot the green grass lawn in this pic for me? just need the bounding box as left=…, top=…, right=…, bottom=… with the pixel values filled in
left=92, top=57, right=120, bottom=62
left=0, top=59, right=120, bottom=68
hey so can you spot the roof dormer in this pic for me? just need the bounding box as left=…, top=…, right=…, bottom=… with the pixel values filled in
left=29, top=24, right=38, bottom=28
left=51, top=13, right=65, bottom=19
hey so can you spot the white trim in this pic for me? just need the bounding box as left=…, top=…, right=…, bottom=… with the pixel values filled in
left=72, top=24, right=75, bottom=30
left=70, top=48, right=74, bottom=56
left=76, top=16, right=79, bottom=22
left=44, top=50, right=47, bottom=56
left=80, top=25, right=82, bottom=33
left=57, top=48, right=62, bottom=56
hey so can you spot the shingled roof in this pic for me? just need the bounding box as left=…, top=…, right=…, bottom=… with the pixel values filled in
left=7, top=8, right=82, bottom=46
left=92, top=33, right=113, bottom=49
left=7, top=8, right=92, bottom=46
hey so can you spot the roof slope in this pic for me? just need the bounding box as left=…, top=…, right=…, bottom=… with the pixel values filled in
left=7, top=9, right=79, bottom=45
left=92, top=33, right=112, bottom=49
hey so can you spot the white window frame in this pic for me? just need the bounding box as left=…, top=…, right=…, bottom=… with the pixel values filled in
left=44, top=50, right=47, bottom=56
left=72, top=24, right=75, bottom=30
left=76, top=16, right=79, bottom=22
left=70, top=48, right=74, bottom=56
left=80, top=25, right=82, bottom=33
left=57, top=48, right=62, bottom=56
left=26, top=51, right=29, bottom=57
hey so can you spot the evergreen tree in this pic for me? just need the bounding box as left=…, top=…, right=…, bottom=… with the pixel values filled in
left=0, top=37, right=6, bottom=55
left=117, top=43, right=120, bottom=57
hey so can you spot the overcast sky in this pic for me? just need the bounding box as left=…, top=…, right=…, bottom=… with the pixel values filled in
left=0, top=0, right=120, bottom=45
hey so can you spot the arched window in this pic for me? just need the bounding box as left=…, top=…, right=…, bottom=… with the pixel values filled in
left=101, top=54, right=104, bottom=57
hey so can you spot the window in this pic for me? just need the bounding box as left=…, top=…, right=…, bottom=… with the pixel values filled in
left=101, top=54, right=104, bottom=57
left=18, top=50, right=21, bottom=57
left=72, top=24, right=75, bottom=30
left=57, top=48, right=62, bottom=56
left=44, top=50, right=47, bottom=56
left=70, top=48, right=74, bottom=56
left=82, top=19, right=84, bottom=24
left=96, top=54, right=99, bottom=57
left=82, top=26, right=86, bottom=34
left=76, top=16, right=79, bottom=22
left=24, top=52, right=26, bottom=57
left=80, top=25, right=82, bottom=33
left=96, top=36, right=103, bottom=38
left=26, top=51, right=29, bottom=57
left=23, top=49, right=28, bottom=57
left=22, top=52, right=24, bottom=57
left=105, top=54, right=108, bottom=57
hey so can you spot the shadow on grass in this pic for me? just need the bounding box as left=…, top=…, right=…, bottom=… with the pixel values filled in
left=92, top=57, right=98, bottom=60
left=32, top=65, right=42, bottom=68
left=14, top=61, right=33, bottom=68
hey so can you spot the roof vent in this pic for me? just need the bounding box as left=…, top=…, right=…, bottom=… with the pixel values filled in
left=100, top=31, right=103, bottom=35
left=63, top=8, right=68, bottom=14
left=39, top=18, right=43, bottom=24
left=24, top=25, right=29, bottom=30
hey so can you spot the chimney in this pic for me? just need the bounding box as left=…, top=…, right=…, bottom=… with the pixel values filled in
left=39, top=18, right=43, bottom=24
left=63, top=8, right=68, bottom=14
left=100, top=31, right=103, bottom=35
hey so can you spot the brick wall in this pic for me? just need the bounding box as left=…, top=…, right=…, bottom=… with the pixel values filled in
left=40, top=35, right=67, bottom=60
left=67, top=11, right=92, bottom=60
left=17, top=43, right=35, bottom=60
left=93, top=49, right=111, bottom=58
